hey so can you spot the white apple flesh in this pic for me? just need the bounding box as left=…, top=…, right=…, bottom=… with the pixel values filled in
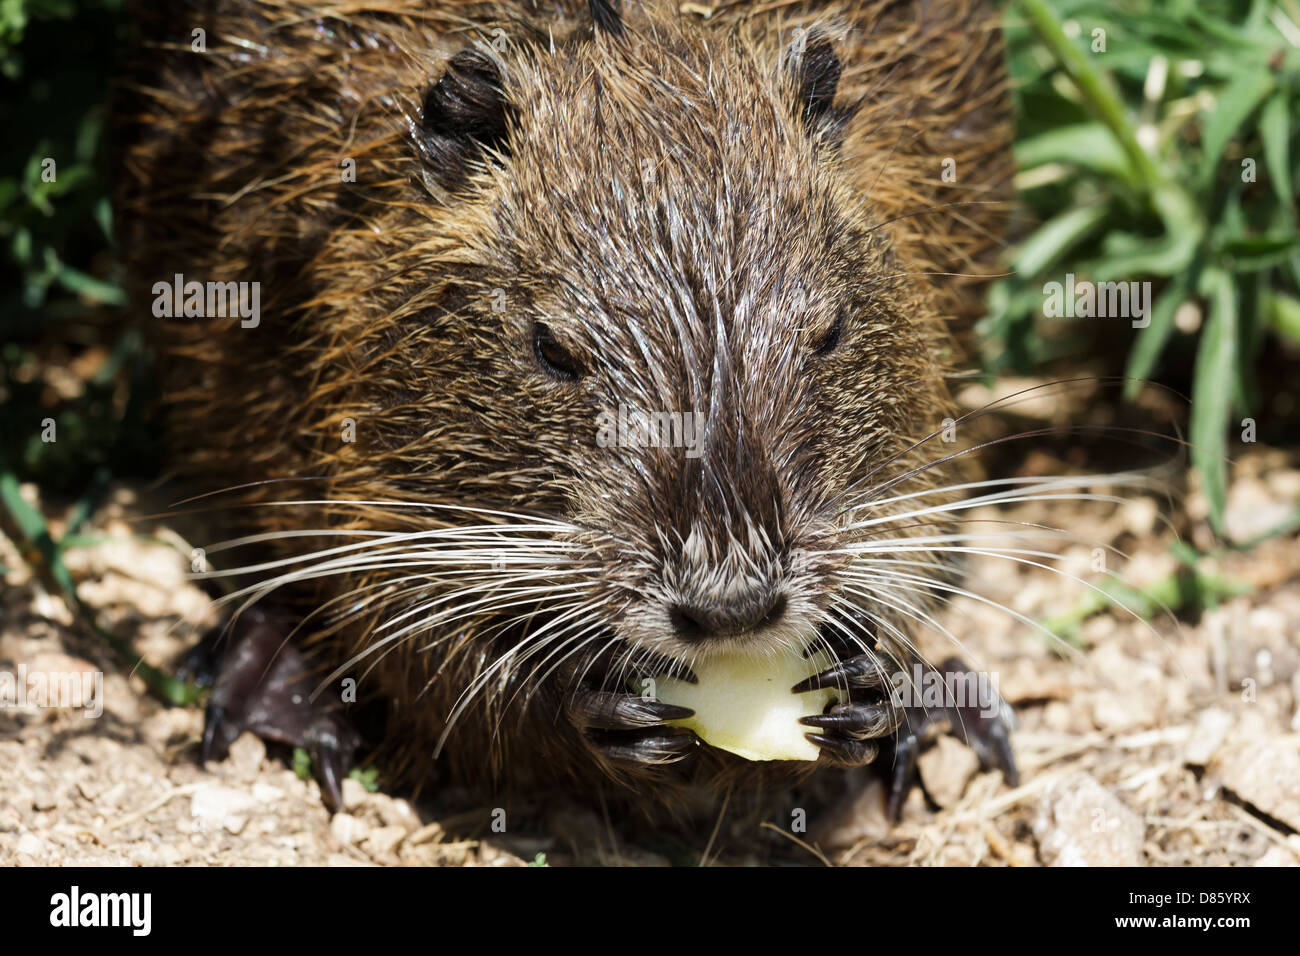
left=652, top=647, right=836, bottom=761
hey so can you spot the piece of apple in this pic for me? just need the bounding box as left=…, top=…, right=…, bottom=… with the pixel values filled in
left=652, top=647, right=836, bottom=761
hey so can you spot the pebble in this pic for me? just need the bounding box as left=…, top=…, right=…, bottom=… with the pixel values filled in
left=226, top=733, right=266, bottom=780
left=190, top=784, right=259, bottom=835
left=918, top=735, right=980, bottom=807
left=340, top=777, right=369, bottom=811
left=362, top=825, right=407, bottom=857
left=1253, top=846, right=1299, bottom=866
left=1183, top=708, right=1233, bottom=766
left=1209, top=739, right=1300, bottom=832
left=1033, top=772, right=1144, bottom=866
left=15, top=833, right=44, bottom=859
left=330, top=811, right=370, bottom=845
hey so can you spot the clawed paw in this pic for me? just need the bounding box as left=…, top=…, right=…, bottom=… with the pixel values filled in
left=796, top=653, right=901, bottom=768
left=569, top=686, right=698, bottom=766
left=198, top=609, right=360, bottom=811
left=884, top=656, right=1019, bottom=821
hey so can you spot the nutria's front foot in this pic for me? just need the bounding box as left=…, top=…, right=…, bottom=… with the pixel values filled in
left=796, top=653, right=902, bottom=768
left=194, top=608, right=360, bottom=811
left=884, top=656, right=1019, bottom=821
left=568, top=687, right=698, bottom=766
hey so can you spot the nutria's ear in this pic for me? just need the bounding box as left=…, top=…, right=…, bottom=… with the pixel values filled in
left=417, top=50, right=513, bottom=192
left=783, top=29, right=854, bottom=144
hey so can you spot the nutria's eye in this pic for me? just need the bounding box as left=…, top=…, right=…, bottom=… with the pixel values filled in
left=812, top=310, right=845, bottom=356
left=533, top=322, right=584, bottom=381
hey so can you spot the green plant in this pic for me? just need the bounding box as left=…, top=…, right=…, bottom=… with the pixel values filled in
left=987, top=0, right=1300, bottom=533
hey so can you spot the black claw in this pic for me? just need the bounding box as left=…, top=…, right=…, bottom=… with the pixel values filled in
left=571, top=689, right=693, bottom=731
left=592, top=727, right=697, bottom=766
left=177, top=630, right=222, bottom=689
left=806, top=732, right=879, bottom=768
left=800, top=702, right=898, bottom=740
left=201, top=702, right=233, bottom=764
left=953, top=702, right=1020, bottom=787
left=886, top=727, right=922, bottom=822
left=791, top=654, right=886, bottom=694
left=646, top=700, right=695, bottom=722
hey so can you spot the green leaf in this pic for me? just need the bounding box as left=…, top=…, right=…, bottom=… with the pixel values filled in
left=1013, top=203, right=1110, bottom=278
left=1218, top=232, right=1300, bottom=271
left=1219, top=234, right=1300, bottom=256
left=1123, top=267, right=1198, bottom=399
left=1189, top=272, right=1237, bottom=535
left=1260, top=92, right=1293, bottom=207
left=1198, top=68, right=1274, bottom=189
left=1098, top=186, right=1204, bottom=279
left=1014, top=123, right=1137, bottom=185
left=1266, top=292, right=1300, bottom=346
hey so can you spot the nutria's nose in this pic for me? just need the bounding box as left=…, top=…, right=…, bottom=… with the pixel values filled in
left=669, top=594, right=787, bottom=640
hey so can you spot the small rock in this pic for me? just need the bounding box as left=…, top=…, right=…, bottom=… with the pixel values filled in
left=251, top=783, right=285, bottom=804
left=140, top=707, right=201, bottom=749
left=1208, top=739, right=1300, bottom=832
left=1184, top=708, right=1233, bottom=766
left=26, top=653, right=101, bottom=712
left=14, top=833, right=44, bottom=859
left=365, top=793, right=418, bottom=830
left=226, top=733, right=266, bottom=780
left=1224, top=477, right=1295, bottom=545
left=918, top=735, right=980, bottom=807
left=1033, top=772, right=1144, bottom=867
left=190, top=784, right=259, bottom=835
left=362, top=825, right=407, bottom=857
left=477, top=842, right=528, bottom=866
left=340, top=777, right=368, bottom=811
left=1254, top=846, right=1299, bottom=867
left=1121, top=497, right=1158, bottom=537
left=330, top=812, right=370, bottom=846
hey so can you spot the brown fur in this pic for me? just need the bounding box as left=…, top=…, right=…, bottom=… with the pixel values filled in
left=113, top=0, right=1012, bottom=809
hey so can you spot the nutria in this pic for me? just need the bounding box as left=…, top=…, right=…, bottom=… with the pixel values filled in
left=112, top=0, right=1018, bottom=820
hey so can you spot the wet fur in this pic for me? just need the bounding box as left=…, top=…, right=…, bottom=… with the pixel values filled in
left=113, top=0, right=1012, bottom=809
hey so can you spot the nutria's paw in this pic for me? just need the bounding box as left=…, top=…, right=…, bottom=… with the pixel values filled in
left=569, top=689, right=695, bottom=730
left=198, top=608, right=360, bottom=812
left=588, top=725, right=699, bottom=766
left=796, top=654, right=901, bottom=768
left=884, top=656, right=1019, bottom=821
left=568, top=687, right=698, bottom=766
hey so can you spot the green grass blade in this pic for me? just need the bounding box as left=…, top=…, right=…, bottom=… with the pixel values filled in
left=1189, top=271, right=1238, bottom=535
left=1198, top=68, right=1274, bottom=189
left=1260, top=92, right=1293, bottom=207
left=1123, top=267, right=1198, bottom=400
left=1013, top=203, right=1110, bottom=278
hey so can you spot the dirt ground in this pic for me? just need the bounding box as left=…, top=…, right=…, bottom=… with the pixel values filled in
left=3, top=388, right=1299, bottom=866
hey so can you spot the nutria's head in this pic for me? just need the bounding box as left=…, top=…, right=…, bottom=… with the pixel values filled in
left=333, top=0, right=951, bottom=681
